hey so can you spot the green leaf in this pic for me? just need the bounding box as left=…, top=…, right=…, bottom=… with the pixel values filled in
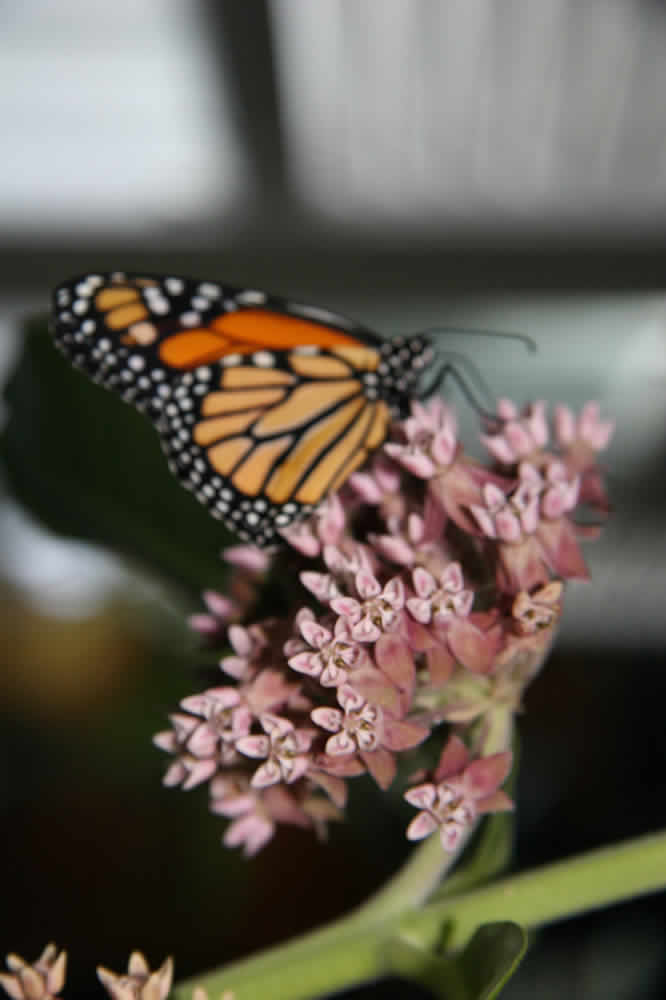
left=458, top=923, right=527, bottom=1000
left=0, top=318, right=230, bottom=595
left=386, top=921, right=527, bottom=999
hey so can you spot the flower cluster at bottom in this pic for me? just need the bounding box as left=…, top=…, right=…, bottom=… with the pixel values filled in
left=154, top=397, right=613, bottom=856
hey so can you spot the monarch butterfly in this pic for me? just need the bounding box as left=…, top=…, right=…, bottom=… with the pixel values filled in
left=52, top=272, right=435, bottom=546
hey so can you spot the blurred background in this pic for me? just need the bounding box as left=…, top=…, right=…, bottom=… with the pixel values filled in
left=1, top=2, right=665, bottom=997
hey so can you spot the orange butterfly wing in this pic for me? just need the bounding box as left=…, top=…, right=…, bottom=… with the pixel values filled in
left=52, top=272, right=429, bottom=544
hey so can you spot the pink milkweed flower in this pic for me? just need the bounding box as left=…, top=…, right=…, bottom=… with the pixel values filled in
left=554, top=402, right=614, bottom=512
left=371, top=496, right=448, bottom=570
left=97, top=954, right=173, bottom=1000
left=554, top=401, right=615, bottom=457
left=511, top=581, right=564, bottom=636
left=280, top=494, right=346, bottom=556
left=287, top=609, right=366, bottom=687
left=211, top=776, right=312, bottom=856
left=404, top=735, right=513, bottom=851
left=187, top=589, right=239, bottom=636
left=153, top=714, right=218, bottom=790
left=0, top=944, right=67, bottom=1000
left=384, top=398, right=458, bottom=478
left=311, top=684, right=428, bottom=789
left=223, top=544, right=271, bottom=574
left=406, top=563, right=473, bottom=626
left=330, top=572, right=405, bottom=643
left=219, top=623, right=268, bottom=680
left=178, top=687, right=253, bottom=764
left=236, top=713, right=314, bottom=788
left=481, top=399, right=549, bottom=466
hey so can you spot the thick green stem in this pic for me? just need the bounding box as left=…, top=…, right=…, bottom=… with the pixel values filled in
left=173, top=830, right=666, bottom=1000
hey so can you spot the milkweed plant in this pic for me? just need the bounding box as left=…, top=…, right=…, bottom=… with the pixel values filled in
left=3, top=394, right=665, bottom=1000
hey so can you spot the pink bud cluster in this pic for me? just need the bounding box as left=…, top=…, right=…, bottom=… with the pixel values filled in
left=156, top=397, right=613, bottom=855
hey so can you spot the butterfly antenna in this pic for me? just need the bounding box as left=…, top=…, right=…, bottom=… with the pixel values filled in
left=418, top=353, right=503, bottom=428
left=413, top=325, right=537, bottom=354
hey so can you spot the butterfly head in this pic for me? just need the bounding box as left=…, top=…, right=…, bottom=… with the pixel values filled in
left=376, top=335, right=435, bottom=417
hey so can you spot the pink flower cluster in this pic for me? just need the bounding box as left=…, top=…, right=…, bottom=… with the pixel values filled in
left=155, top=397, right=613, bottom=856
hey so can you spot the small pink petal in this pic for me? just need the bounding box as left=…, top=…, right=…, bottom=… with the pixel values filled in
left=182, top=758, right=217, bottom=789
left=427, top=644, right=455, bottom=686
left=301, top=571, right=338, bottom=602
left=288, top=651, right=323, bottom=677
left=338, top=685, right=365, bottom=711
left=330, top=597, right=362, bottom=621
left=251, top=759, right=282, bottom=788
left=406, top=597, right=432, bottom=624
left=300, top=620, right=332, bottom=648
left=375, top=634, right=415, bottom=693
left=224, top=813, right=274, bottom=855
left=204, top=590, right=236, bottom=618
left=224, top=545, right=270, bottom=573
left=360, top=747, right=396, bottom=789
left=153, top=731, right=178, bottom=752
left=496, top=508, right=523, bottom=542
left=447, top=619, right=502, bottom=675
left=406, top=811, right=439, bottom=841
left=434, top=734, right=469, bottom=783
left=431, top=427, right=456, bottom=466
left=382, top=718, right=429, bottom=751
left=441, top=562, right=463, bottom=592
left=383, top=576, right=405, bottom=608
left=236, top=735, right=270, bottom=759
left=219, top=656, right=248, bottom=679
left=465, top=751, right=513, bottom=797
left=228, top=624, right=252, bottom=657
left=188, top=613, right=222, bottom=635
left=440, top=824, right=464, bottom=851
left=481, top=434, right=519, bottom=465
left=356, top=570, right=381, bottom=599
left=477, top=789, right=514, bottom=814
left=311, top=707, right=343, bottom=732
left=404, top=783, right=437, bottom=809
left=348, top=471, right=383, bottom=503
left=187, top=724, right=218, bottom=757
left=554, top=404, right=575, bottom=446
left=372, top=534, right=415, bottom=565
left=325, top=731, right=357, bottom=756
left=413, top=566, right=436, bottom=598
left=470, top=504, right=497, bottom=538
left=163, top=760, right=187, bottom=786
left=351, top=617, right=381, bottom=642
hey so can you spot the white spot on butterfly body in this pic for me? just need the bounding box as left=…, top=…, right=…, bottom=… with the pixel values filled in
left=199, top=283, right=221, bottom=298
left=236, top=290, right=267, bottom=306
left=222, top=354, right=242, bottom=366
left=81, top=319, right=96, bottom=334
left=165, top=278, right=185, bottom=294
left=292, top=345, right=319, bottom=355
left=180, top=311, right=201, bottom=326
left=195, top=367, right=212, bottom=381
left=252, top=351, right=275, bottom=368
left=72, top=300, right=88, bottom=315
left=149, top=298, right=170, bottom=315
left=191, top=296, right=208, bottom=311
left=75, top=281, right=93, bottom=297
left=128, top=355, right=145, bottom=371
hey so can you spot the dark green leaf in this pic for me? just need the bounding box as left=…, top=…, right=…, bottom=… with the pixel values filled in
left=1, top=318, right=230, bottom=595
left=386, top=921, right=527, bottom=999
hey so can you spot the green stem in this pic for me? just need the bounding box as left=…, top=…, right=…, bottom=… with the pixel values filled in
left=173, top=830, right=666, bottom=1000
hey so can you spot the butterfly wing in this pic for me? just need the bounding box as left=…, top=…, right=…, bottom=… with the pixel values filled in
left=52, top=272, right=381, bottom=415
left=160, top=350, right=391, bottom=544
left=51, top=272, right=405, bottom=544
